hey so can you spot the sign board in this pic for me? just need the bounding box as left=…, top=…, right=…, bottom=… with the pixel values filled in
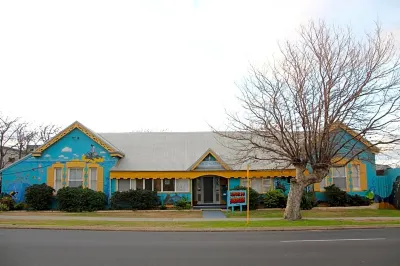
left=227, top=190, right=247, bottom=212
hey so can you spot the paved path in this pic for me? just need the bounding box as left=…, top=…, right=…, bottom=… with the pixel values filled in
left=1, top=228, right=399, bottom=266
left=1, top=214, right=400, bottom=222
left=202, top=210, right=226, bottom=219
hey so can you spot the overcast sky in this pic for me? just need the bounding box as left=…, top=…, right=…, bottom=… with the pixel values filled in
left=0, top=0, right=399, bottom=133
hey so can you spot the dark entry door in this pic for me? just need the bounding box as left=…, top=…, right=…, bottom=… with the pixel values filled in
left=203, top=177, right=214, bottom=203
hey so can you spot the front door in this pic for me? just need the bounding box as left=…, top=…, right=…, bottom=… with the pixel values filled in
left=203, top=176, right=214, bottom=203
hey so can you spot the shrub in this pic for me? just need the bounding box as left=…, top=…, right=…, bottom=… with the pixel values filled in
left=56, top=187, right=107, bottom=212
left=323, top=184, right=348, bottom=207
left=264, top=190, right=287, bottom=208
left=0, top=195, right=15, bottom=211
left=174, top=197, right=191, bottom=210
left=301, top=191, right=317, bottom=210
left=0, top=203, right=9, bottom=211
left=160, top=204, right=167, bottom=210
left=24, top=184, right=55, bottom=210
left=232, top=186, right=260, bottom=210
left=110, top=189, right=160, bottom=210
left=347, top=194, right=370, bottom=206
left=13, top=202, right=26, bottom=210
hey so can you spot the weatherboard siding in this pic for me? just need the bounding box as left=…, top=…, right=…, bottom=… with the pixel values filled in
left=1, top=128, right=118, bottom=202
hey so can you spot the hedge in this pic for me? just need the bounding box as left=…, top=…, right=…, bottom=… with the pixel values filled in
left=56, top=187, right=107, bottom=212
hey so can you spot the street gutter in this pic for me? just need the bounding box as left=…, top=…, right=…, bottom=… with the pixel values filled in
left=1, top=224, right=400, bottom=232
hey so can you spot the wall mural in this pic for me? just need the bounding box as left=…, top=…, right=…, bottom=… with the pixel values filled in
left=1, top=128, right=119, bottom=202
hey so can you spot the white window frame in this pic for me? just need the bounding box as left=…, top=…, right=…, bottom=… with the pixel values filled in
left=241, top=178, right=274, bottom=193
left=332, top=166, right=347, bottom=190
left=116, top=179, right=136, bottom=192
left=68, top=168, right=83, bottom=188
left=54, top=168, right=62, bottom=191
left=175, top=179, right=190, bottom=192
left=89, top=168, right=97, bottom=191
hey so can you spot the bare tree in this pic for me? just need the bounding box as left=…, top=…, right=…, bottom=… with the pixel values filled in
left=38, top=124, right=60, bottom=143
left=217, top=21, right=400, bottom=220
left=15, top=122, right=38, bottom=159
left=0, top=114, right=19, bottom=169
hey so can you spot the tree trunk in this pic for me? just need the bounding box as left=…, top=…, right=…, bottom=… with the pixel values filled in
left=284, top=180, right=305, bottom=220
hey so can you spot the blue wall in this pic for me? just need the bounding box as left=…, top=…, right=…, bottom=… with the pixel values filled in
left=1, top=128, right=119, bottom=202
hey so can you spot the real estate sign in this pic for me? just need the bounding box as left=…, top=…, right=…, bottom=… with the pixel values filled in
left=227, top=190, right=247, bottom=212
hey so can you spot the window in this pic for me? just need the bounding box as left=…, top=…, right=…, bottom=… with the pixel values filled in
left=54, top=168, right=62, bottom=191
left=241, top=178, right=273, bottom=193
left=332, top=167, right=347, bottom=190
left=262, top=178, right=273, bottom=192
left=319, top=177, right=326, bottom=191
left=251, top=179, right=263, bottom=193
left=162, top=179, right=175, bottom=191
left=136, top=179, right=143, bottom=190
left=351, top=165, right=360, bottom=190
left=176, top=179, right=190, bottom=192
left=90, top=168, right=97, bottom=191
left=144, top=179, right=153, bottom=190
left=118, top=179, right=131, bottom=192
left=69, top=168, right=83, bottom=187
left=154, top=179, right=162, bottom=191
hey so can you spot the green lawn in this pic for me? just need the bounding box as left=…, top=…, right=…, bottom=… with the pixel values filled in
left=1, top=219, right=400, bottom=229
left=1, top=210, right=202, bottom=218
left=225, top=209, right=400, bottom=218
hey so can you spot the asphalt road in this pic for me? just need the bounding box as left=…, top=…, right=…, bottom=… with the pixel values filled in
left=1, top=228, right=399, bottom=266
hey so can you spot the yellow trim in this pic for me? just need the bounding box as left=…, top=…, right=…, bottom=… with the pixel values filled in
left=359, top=163, right=367, bottom=191
left=47, top=163, right=64, bottom=189
left=32, top=121, right=124, bottom=157
left=189, top=149, right=231, bottom=171
left=313, top=159, right=367, bottom=192
left=97, top=166, right=104, bottom=192
left=110, top=169, right=295, bottom=179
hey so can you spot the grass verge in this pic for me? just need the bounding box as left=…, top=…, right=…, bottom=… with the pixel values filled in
left=0, top=210, right=202, bottom=218
left=225, top=209, right=400, bottom=218
left=1, top=219, right=400, bottom=229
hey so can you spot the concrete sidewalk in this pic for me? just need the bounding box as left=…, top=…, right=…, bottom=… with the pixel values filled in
left=1, top=214, right=400, bottom=222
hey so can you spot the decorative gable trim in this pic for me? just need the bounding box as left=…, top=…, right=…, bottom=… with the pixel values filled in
left=32, top=121, right=124, bottom=158
left=189, top=148, right=231, bottom=171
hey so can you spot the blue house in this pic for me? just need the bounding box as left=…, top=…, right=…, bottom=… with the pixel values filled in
left=0, top=121, right=388, bottom=207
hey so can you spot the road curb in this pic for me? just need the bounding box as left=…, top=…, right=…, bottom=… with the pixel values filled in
left=1, top=224, right=400, bottom=232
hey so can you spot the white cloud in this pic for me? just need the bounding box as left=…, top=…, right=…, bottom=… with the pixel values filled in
left=61, top=147, right=72, bottom=153
left=44, top=154, right=51, bottom=158
left=100, top=151, right=106, bottom=154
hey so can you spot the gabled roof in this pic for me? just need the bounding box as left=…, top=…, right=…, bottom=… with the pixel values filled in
left=32, top=121, right=124, bottom=158
left=99, top=131, right=285, bottom=171
left=188, top=148, right=231, bottom=171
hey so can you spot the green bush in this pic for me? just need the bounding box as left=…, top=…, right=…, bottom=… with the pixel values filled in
left=347, top=194, right=370, bottom=206
left=232, top=186, right=260, bottom=210
left=301, top=191, right=317, bottom=210
left=56, top=187, right=107, bottom=212
left=110, top=189, right=160, bottom=210
left=323, top=184, right=370, bottom=207
left=24, top=184, right=55, bottom=210
left=13, top=202, right=26, bottom=210
left=264, top=190, right=287, bottom=208
left=0, top=195, right=15, bottom=210
left=174, top=197, right=191, bottom=210
left=160, top=204, right=167, bottom=210
left=0, top=203, right=9, bottom=211
left=323, top=184, right=348, bottom=207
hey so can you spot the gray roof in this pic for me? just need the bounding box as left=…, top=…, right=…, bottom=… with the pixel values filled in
left=99, top=132, right=287, bottom=171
